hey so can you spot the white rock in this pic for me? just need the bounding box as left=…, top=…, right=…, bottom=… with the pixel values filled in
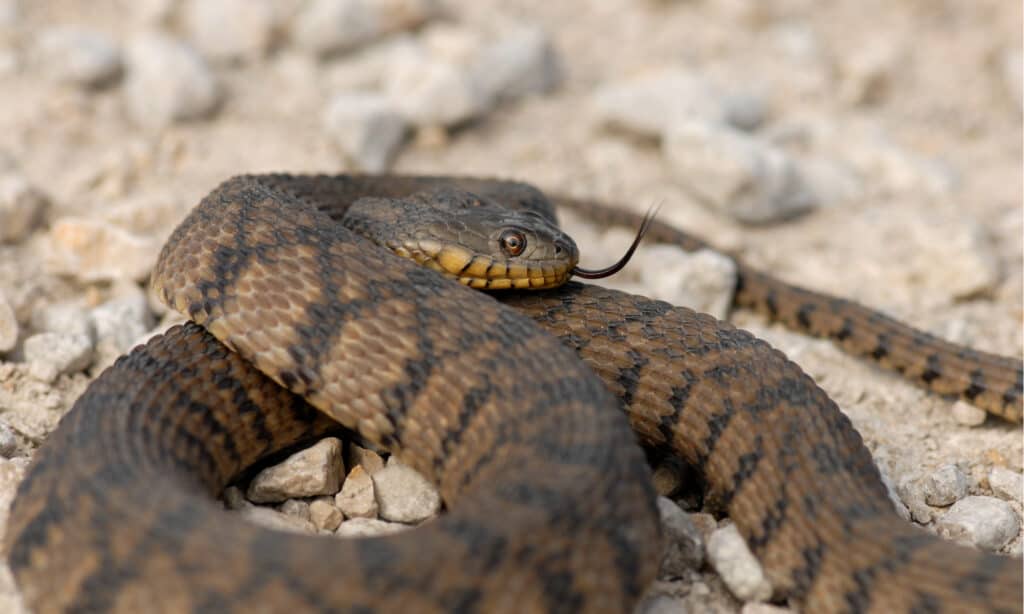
left=0, top=291, right=16, bottom=353
left=309, top=497, right=343, bottom=531
left=46, top=217, right=161, bottom=282
left=0, top=457, right=28, bottom=541
left=989, top=467, right=1023, bottom=502
left=124, top=32, right=220, bottom=128
left=0, top=173, right=48, bottom=243
left=937, top=496, right=1020, bottom=551
left=36, top=26, right=122, bottom=88
left=335, top=517, right=409, bottom=538
left=385, top=49, right=487, bottom=127
left=183, top=0, right=280, bottom=63
left=636, top=246, right=736, bottom=319
left=951, top=400, right=987, bottom=427
left=656, top=497, right=703, bottom=578
left=323, top=92, right=407, bottom=172
left=372, top=456, right=441, bottom=523
left=0, top=419, right=16, bottom=457
left=706, top=524, right=772, bottom=602
left=241, top=506, right=317, bottom=534
left=895, top=475, right=934, bottom=524
left=336, top=464, right=378, bottom=519
left=247, top=437, right=344, bottom=503
left=923, top=463, right=969, bottom=507
left=23, top=332, right=94, bottom=382
left=132, top=0, right=176, bottom=25
left=292, top=0, right=436, bottom=57
left=590, top=68, right=723, bottom=138
left=664, top=119, right=817, bottom=224
left=30, top=301, right=93, bottom=340
left=90, top=286, right=155, bottom=355
left=468, top=23, right=561, bottom=103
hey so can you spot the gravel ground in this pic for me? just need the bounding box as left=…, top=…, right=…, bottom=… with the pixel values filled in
left=0, top=1, right=1020, bottom=612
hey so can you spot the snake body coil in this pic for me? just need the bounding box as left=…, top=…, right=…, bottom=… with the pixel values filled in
left=5, top=175, right=1022, bottom=613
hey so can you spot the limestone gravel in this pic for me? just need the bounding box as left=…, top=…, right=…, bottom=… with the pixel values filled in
left=292, top=0, right=438, bottom=57
left=335, top=516, right=409, bottom=538
left=923, top=463, right=969, bottom=507
left=0, top=173, right=47, bottom=244
left=0, top=291, right=16, bottom=353
left=988, top=467, right=1023, bottom=503
left=937, top=496, right=1021, bottom=552
left=123, top=32, right=220, bottom=127
left=951, top=400, right=988, bottom=427
left=707, top=524, right=772, bottom=603
left=323, top=92, right=408, bottom=173
left=23, top=332, right=93, bottom=383
left=335, top=464, right=378, bottom=519
left=183, top=0, right=281, bottom=64
left=247, top=437, right=344, bottom=503
left=35, top=26, right=122, bottom=88
left=309, top=497, right=343, bottom=532
left=372, top=456, right=441, bottom=523
left=656, top=496, right=703, bottom=579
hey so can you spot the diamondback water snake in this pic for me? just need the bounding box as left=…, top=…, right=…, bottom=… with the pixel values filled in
left=5, top=174, right=1022, bottom=613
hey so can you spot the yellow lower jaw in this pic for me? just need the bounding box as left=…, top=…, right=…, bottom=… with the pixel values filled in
left=459, top=275, right=567, bottom=290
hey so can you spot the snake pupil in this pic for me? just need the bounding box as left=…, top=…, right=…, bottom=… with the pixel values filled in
left=500, top=230, right=526, bottom=256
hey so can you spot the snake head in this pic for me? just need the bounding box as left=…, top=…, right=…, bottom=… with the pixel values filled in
left=343, top=188, right=580, bottom=290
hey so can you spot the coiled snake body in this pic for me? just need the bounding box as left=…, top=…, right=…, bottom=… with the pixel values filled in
left=5, top=175, right=1022, bottom=613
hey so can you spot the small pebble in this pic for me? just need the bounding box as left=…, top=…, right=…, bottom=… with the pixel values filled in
left=0, top=419, right=17, bottom=457
left=895, top=475, right=934, bottom=524
left=951, top=400, right=987, bottom=427
left=937, top=495, right=1020, bottom=551
left=372, top=456, right=441, bottom=524
left=241, top=506, right=317, bottom=535
left=0, top=173, right=48, bottom=244
left=468, top=23, right=561, bottom=103
left=335, top=517, right=409, bottom=538
left=47, top=217, right=161, bottom=282
left=292, top=0, right=436, bottom=57
left=988, top=467, right=1023, bottom=502
left=36, top=26, right=122, bottom=88
left=23, top=332, right=94, bottom=382
left=30, top=301, right=93, bottom=340
left=90, top=286, right=155, bottom=356
left=923, top=463, right=969, bottom=507
left=0, top=291, right=16, bottom=353
left=385, top=48, right=487, bottom=127
left=183, top=0, right=280, bottom=63
left=247, top=437, right=344, bottom=503
left=706, top=524, right=772, bottom=602
left=663, top=118, right=817, bottom=224
left=336, top=464, right=378, bottom=519
left=688, top=512, right=718, bottom=544
left=309, top=497, right=343, bottom=532
left=589, top=68, right=723, bottom=138
left=278, top=499, right=311, bottom=521
left=656, top=497, right=703, bottom=578
left=636, top=246, right=736, bottom=318
left=124, top=32, right=220, bottom=128
left=741, top=604, right=794, bottom=614
left=323, top=92, right=407, bottom=172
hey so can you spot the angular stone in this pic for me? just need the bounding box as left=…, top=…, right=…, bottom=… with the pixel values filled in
left=247, top=437, right=344, bottom=503
left=36, top=26, right=122, bottom=88
left=923, top=463, right=969, bottom=507
left=23, top=332, right=94, bottom=382
left=0, top=173, right=48, bottom=244
left=951, top=400, right=987, bottom=427
left=336, top=464, right=378, bottom=519
left=937, top=496, right=1020, bottom=551
left=372, top=456, right=440, bottom=523
left=309, top=497, right=343, bottom=532
left=47, top=217, right=161, bottom=282
left=293, top=0, right=437, bottom=57
left=241, top=506, right=317, bottom=535
left=988, top=467, right=1023, bottom=503
left=124, top=32, right=220, bottom=128
left=183, top=0, right=280, bottom=63
left=707, top=523, right=772, bottom=602
left=323, top=92, right=407, bottom=172
left=335, top=517, right=409, bottom=538
left=656, top=497, right=703, bottom=578
left=347, top=444, right=385, bottom=475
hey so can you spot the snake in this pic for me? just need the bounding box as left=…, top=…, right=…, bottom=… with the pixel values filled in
left=4, top=174, right=1022, bottom=613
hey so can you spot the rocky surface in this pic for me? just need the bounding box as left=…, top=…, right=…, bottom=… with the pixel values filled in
left=0, top=1, right=1020, bottom=612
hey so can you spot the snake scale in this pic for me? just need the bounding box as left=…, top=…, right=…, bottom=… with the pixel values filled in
left=5, top=175, right=1022, bottom=613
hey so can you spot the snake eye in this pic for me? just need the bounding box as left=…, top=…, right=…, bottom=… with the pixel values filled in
left=499, top=230, right=526, bottom=257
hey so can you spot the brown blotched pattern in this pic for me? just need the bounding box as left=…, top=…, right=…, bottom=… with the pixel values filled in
left=557, top=197, right=1024, bottom=423
left=5, top=175, right=1022, bottom=614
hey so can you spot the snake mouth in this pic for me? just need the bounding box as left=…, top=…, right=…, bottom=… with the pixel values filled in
left=394, top=242, right=572, bottom=290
